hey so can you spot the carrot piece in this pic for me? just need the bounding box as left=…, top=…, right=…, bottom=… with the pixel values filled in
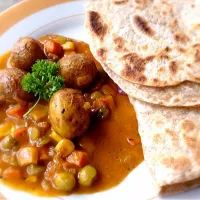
left=13, top=127, right=28, bottom=142
left=44, top=40, right=63, bottom=55
left=7, top=104, right=27, bottom=118
left=3, top=167, right=22, bottom=179
left=66, top=151, right=88, bottom=167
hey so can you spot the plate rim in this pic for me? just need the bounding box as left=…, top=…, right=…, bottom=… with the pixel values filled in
left=0, top=0, right=72, bottom=35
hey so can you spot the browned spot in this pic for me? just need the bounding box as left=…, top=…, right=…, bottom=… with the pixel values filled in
left=181, top=120, right=195, bottom=132
left=193, top=44, right=200, bottom=62
left=158, top=67, right=164, bottom=73
left=184, top=135, right=197, bottom=149
left=141, top=44, right=148, bottom=51
left=165, top=128, right=178, bottom=146
left=165, top=128, right=176, bottom=138
left=170, top=20, right=179, bottom=30
left=183, top=134, right=200, bottom=164
left=153, top=78, right=159, bottom=83
left=155, top=120, right=164, bottom=127
left=112, top=0, right=128, bottom=5
left=97, top=48, right=107, bottom=60
left=135, top=0, right=147, bottom=4
left=158, top=47, right=171, bottom=59
left=195, top=50, right=200, bottom=62
left=88, top=11, right=107, bottom=40
left=177, top=47, right=186, bottom=53
left=121, top=53, right=154, bottom=83
left=114, top=36, right=128, bottom=52
left=169, top=61, right=178, bottom=75
left=162, top=157, right=191, bottom=171
left=158, top=53, right=169, bottom=60
left=174, top=33, right=189, bottom=43
left=172, top=97, right=180, bottom=103
left=194, top=50, right=200, bottom=62
left=138, top=76, right=146, bottom=83
left=133, top=15, right=155, bottom=37
left=153, top=134, right=162, bottom=144
left=165, top=47, right=171, bottom=52
left=135, top=0, right=148, bottom=9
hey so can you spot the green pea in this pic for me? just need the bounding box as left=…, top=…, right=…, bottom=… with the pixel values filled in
left=27, top=164, right=45, bottom=176
left=54, top=172, right=76, bottom=192
left=78, top=165, right=97, bottom=187
left=2, top=154, right=18, bottom=166
left=36, top=136, right=50, bottom=147
left=98, top=105, right=110, bottom=120
left=1, top=135, right=16, bottom=150
left=28, top=126, right=40, bottom=142
left=90, top=91, right=102, bottom=100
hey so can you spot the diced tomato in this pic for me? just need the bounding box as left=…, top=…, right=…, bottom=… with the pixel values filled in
left=3, top=167, right=22, bottom=179
left=93, top=95, right=115, bottom=111
left=66, top=151, right=88, bottom=167
left=44, top=40, right=63, bottom=55
left=13, top=127, right=28, bottom=142
left=7, top=104, right=27, bottom=118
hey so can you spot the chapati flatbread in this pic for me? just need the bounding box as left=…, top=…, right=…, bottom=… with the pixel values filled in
left=104, top=65, right=200, bottom=107
left=85, top=0, right=200, bottom=87
left=130, top=97, right=200, bottom=188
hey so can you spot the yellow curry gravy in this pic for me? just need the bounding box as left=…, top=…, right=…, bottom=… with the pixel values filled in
left=0, top=35, right=143, bottom=197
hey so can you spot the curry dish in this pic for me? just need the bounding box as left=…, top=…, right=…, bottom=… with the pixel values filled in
left=0, top=35, right=143, bottom=196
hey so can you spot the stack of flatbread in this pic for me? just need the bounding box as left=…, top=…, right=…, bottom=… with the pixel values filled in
left=85, top=0, right=200, bottom=195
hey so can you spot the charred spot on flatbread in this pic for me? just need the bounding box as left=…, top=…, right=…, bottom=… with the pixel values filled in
left=153, top=134, right=162, bottom=144
left=181, top=120, right=195, bottom=132
left=165, top=128, right=178, bottom=146
left=133, top=15, right=155, bottom=37
left=193, top=44, right=200, bottom=62
left=161, top=157, right=191, bottom=171
left=112, top=0, right=128, bottom=5
left=88, top=11, right=108, bottom=41
left=113, top=36, right=128, bottom=52
left=121, top=53, right=154, bottom=83
left=174, top=33, right=189, bottom=43
left=153, top=78, right=159, bottom=83
left=169, top=61, right=178, bottom=75
left=97, top=48, right=107, bottom=60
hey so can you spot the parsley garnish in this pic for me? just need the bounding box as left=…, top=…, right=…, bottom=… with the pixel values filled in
left=21, top=60, right=64, bottom=117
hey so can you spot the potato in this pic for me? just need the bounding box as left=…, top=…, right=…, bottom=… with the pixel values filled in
left=49, top=89, right=90, bottom=139
left=59, top=54, right=97, bottom=89
left=0, top=68, right=33, bottom=104
left=8, top=37, right=45, bottom=71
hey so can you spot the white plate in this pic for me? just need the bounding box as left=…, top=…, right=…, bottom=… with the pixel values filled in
left=0, top=1, right=199, bottom=199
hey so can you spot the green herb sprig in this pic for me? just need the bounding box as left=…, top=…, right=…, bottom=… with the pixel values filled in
left=21, top=60, right=64, bottom=117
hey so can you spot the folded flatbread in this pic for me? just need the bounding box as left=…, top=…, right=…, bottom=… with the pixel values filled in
left=129, top=97, right=200, bottom=194
left=85, top=0, right=200, bottom=87
left=104, top=64, right=200, bottom=107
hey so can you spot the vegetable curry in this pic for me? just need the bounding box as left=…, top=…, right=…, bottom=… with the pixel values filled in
left=0, top=35, right=143, bottom=197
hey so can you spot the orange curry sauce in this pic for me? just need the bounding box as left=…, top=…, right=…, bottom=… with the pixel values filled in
left=0, top=36, right=143, bottom=196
